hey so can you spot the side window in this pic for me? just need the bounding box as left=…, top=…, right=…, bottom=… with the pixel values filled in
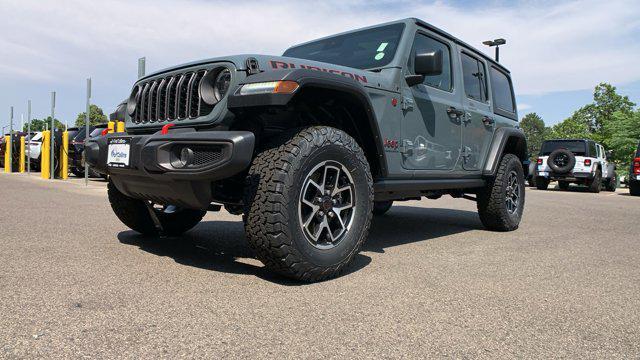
left=461, top=53, right=488, bottom=102
left=589, top=142, right=597, bottom=157
left=408, top=33, right=452, bottom=91
left=489, top=67, right=516, bottom=117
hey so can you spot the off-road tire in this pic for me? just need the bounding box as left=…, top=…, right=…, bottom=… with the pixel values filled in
left=373, top=201, right=393, bottom=216
left=558, top=181, right=570, bottom=191
left=477, top=154, right=525, bottom=232
left=536, top=177, right=549, bottom=190
left=243, top=126, right=373, bottom=282
left=630, top=181, right=640, bottom=196
left=604, top=172, right=618, bottom=192
left=108, top=181, right=205, bottom=236
left=588, top=169, right=602, bottom=193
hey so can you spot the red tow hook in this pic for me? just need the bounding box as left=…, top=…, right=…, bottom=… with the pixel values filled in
left=161, top=123, right=175, bottom=135
left=101, top=128, right=109, bottom=136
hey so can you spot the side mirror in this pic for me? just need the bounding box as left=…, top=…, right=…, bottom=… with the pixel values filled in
left=606, top=150, right=613, bottom=158
left=406, top=50, right=443, bottom=87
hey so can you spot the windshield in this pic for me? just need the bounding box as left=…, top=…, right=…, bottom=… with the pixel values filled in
left=283, top=23, right=405, bottom=70
left=73, top=128, right=89, bottom=142
left=540, top=140, right=587, bottom=156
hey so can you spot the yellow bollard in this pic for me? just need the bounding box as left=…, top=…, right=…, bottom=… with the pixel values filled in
left=3, top=135, right=9, bottom=172
left=116, top=121, right=125, bottom=133
left=41, top=131, right=50, bottom=179
left=60, top=131, right=68, bottom=179
left=19, top=136, right=25, bottom=173
left=107, top=121, right=115, bottom=134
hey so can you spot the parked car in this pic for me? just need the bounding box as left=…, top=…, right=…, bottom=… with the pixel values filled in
left=86, top=18, right=528, bottom=281
left=68, top=126, right=95, bottom=177
left=1, top=132, right=27, bottom=171
left=629, top=141, right=640, bottom=196
left=536, top=139, right=617, bottom=193
left=26, top=132, right=43, bottom=170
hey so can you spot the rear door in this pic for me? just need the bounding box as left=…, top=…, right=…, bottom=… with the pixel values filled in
left=459, top=52, right=495, bottom=171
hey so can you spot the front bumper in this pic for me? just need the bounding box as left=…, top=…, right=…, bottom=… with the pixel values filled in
left=85, top=129, right=255, bottom=209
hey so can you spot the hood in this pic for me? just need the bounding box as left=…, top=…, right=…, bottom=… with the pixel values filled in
left=140, top=54, right=396, bottom=93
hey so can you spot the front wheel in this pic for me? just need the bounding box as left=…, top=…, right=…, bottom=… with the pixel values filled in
left=244, top=126, right=373, bottom=282
left=108, top=181, right=205, bottom=236
left=477, top=154, right=525, bottom=232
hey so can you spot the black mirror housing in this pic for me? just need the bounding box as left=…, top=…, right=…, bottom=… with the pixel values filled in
left=415, top=50, right=443, bottom=77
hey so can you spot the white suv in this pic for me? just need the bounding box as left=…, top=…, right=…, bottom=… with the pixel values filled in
left=26, top=132, right=43, bottom=169
left=535, top=139, right=617, bottom=193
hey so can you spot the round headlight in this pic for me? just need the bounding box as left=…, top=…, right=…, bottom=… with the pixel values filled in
left=214, top=69, right=231, bottom=100
left=127, top=86, right=140, bottom=116
left=200, top=67, right=232, bottom=105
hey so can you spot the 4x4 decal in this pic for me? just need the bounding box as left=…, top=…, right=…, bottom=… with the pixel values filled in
left=270, top=60, right=368, bottom=84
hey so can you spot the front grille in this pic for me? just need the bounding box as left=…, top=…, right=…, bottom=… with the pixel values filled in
left=131, top=69, right=213, bottom=124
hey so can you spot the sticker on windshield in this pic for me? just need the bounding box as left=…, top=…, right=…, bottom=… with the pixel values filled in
left=375, top=42, right=388, bottom=61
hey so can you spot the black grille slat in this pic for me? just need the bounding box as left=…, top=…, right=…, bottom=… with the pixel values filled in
left=130, top=67, right=218, bottom=124
left=156, top=79, right=167, bottom=121
left=189, top=71, right=206, bottom=118
left=139, top=83, right=151, bottom=123
left=148, top=81, right=158, bottom=123
left=166, top=76, right=177, bottom=120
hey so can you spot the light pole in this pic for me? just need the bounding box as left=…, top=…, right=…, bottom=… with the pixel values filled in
left=482, top=38, right=506, bottom=62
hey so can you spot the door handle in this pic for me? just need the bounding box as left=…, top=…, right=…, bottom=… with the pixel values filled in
left=446, top=107, right=465, bottom=118
left=482, top=116, right=495, bottom=126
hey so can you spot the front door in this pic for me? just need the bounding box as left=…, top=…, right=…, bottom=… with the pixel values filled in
left=401, top=31, right=462, bottom=172
left=460, top=52, right=495, bottom=171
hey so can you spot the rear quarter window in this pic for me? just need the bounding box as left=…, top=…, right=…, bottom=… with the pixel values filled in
left=489, top=67, right=516, bottom=120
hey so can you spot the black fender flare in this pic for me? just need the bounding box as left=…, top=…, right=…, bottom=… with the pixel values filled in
left=483, top=127, right=528, bottom=177
left=228, top=68, right=387, bottom=177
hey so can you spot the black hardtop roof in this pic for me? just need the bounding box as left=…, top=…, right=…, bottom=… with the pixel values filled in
left=410, top=18, right=510, bottom=74
left=544, top=139, right=592, bottom=143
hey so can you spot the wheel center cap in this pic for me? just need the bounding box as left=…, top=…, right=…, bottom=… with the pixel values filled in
left=321, top=196, right=333, bottom=211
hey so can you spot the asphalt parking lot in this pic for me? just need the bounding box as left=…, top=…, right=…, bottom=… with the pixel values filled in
left=1, top=172, right=639, bottom=358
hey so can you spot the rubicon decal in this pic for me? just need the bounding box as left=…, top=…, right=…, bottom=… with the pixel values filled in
left=270, top=61, right=368, bottom=84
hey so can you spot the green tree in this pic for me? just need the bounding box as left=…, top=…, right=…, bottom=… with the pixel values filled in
left=75, top=104, right=108, bottom=127
left=603, top=110, right=640, bottom=167
left=548, top=108, right=593, bottom=140
left=22, top=117, right=65, bottom=132
left=520, top=113, right=547, bottom=157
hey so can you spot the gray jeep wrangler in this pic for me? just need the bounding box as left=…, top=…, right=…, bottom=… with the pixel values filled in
left=86, top=18, right=528, bottom=281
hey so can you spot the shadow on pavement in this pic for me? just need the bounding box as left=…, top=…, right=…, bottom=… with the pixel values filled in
left=118, top=205, right=481, bottom=283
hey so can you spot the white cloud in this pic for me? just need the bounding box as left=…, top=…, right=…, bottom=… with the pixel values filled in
left=517, top=103, right=532, bottom=112
left=0, top=0, right=639, bottom=121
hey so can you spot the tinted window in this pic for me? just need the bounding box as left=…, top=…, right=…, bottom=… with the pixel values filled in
left=490, top=67, right=515, bottom=113
left=589, top=142, right=597, bottom=157
left=540, top=140, right=587, bottom=156
left=283, top=24, right=404, bottom=70
left=409, top=33, right=452, bottom=91
left=461, top=53, right=487, bottom=102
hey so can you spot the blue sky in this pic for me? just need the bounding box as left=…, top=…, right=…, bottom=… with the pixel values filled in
left=1, top=0, right=639, bottom=131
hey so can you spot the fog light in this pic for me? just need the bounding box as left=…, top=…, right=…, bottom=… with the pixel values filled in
left=176, top=147, right=194, bottom=168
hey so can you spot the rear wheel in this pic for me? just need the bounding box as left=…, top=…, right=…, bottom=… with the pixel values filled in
left=605, top=172, right=618, bottom=192
left=536, top=177, right=549, bottom=190
left=373, top=201, right=393, bottom=216
left=588, top=169, right=602, bottom=193
left=477, top=154, right=525, bottom=232
left=630, top=181, right=640, bottom=196
left=107, top=181, right=205, bottom=236
left=244, top=126, right=373, bottom=282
